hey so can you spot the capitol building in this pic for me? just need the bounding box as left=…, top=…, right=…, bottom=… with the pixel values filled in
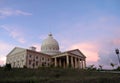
left=6, top=34, right=86, bottom=69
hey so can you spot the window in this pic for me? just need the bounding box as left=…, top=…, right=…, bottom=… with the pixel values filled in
left=33, top=59, right=35, bottom=62
left=42, top=63, right=44, bottom=66
left=29, top=60, right=31, bottom=65
left=44, top=62, right=46, bottom=65
left=42, top=57, right=44, bottom=61
left=48, top=63, right=49, bottom=66
left=48, top=58, right=49, bottom=61
left=33, top=63, right=35, bottom=68
left=80, top=59, right=82, bottom=61
left=36, top=61, right=38, bottom=66
left=36, top=56, right=38, bottom=59
left=22, top=60, right=24, bottom=62
left=42, top=62, right=46, bottom=66
left=29, top=55, right=32, bottom=58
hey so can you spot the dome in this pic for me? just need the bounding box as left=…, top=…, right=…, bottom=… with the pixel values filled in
left=41, top=33, right=60, bottom=55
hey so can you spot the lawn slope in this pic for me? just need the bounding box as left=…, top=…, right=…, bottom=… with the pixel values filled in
left=0, top=68, right=120, bottom=83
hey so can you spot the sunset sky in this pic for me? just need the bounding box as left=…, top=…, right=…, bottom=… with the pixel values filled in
left=0, top=0, right=120, bottom=69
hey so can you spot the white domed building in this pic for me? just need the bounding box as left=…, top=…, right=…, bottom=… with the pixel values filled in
left=6, top=33, right=86, bottom=69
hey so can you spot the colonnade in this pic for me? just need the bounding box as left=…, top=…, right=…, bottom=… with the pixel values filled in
left=53, top=55, right=86, bottom=69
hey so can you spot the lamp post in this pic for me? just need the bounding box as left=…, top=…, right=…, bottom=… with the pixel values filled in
left=115, top=48, right=120, bottom=66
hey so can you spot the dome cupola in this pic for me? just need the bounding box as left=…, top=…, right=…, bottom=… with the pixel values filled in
left=41, top=33, right=60, bottom=55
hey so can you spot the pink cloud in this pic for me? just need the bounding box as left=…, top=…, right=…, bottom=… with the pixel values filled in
left=32, top=43, right=41, bottom=51
left=0, top=61, right=5, bottom=66
left=68, top=42, right=99, bottom=65
left=0, top=56, right=6, bottom=66
left=1, top=24, right=26, bottom=44
left=0, top=42, right=14, bottom=65
left=112, top=39, right=120, bottom=45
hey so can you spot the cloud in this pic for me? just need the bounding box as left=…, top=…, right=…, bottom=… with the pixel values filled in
left=67, top=39, right=120, bottom=69
left=112, top=39, right=120, bottom=45
left=56, top=14, right=120, bottom=69
left=98, top=38, right=120, bottom=69
left=68, top=42, right=99, bottom=66
left=15, top=10, right=32, bottom=16
left=0, top=24, right=26, bottom=44
left=0, top=56, right=6, bottom=66
left=0, top=8, right=32, bottom=18
left=0, top=41, right=14, bottom=66
left=66, top=38, right=120, bottom=68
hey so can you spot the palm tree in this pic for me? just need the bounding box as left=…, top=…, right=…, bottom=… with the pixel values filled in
left=110, top=63, right=115, bottom=70
left=99, top=65, right=103, bottom=70
left=87, top=64, right=96, bottom=70
left=90, top=64, right=95, bottom=69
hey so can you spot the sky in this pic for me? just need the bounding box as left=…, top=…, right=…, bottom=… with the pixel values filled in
left=0, top=0, right=120, bottom=69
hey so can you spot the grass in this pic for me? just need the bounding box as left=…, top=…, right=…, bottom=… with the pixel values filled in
left=0, top=67, right=120, bottom=83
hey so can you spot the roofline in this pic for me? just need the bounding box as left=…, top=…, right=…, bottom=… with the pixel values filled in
left=6, top=47, right=26, bottom=57
left=63, top=49, right=86, bottom=58
left=26, top=49, right=51, bottom=57
left=52, top=49, right=86, bottom=58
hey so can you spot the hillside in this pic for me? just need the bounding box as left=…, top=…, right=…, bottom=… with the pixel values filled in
left=0, top=67, right=120, bottom=83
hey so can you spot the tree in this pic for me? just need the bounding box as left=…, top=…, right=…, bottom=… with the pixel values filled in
left=110, top=63, right=115, bottom=70
left=86, top=64, right=96, bottom=71
left=4, top=64, right=11, bottom=71
left=99, top=65, right=103, bottom=70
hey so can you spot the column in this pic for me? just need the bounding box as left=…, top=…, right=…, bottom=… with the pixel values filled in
left=78, top=58, right=80, bottom=69
left=71, top=56, right=74, bottom=68
left=82, top=61, right=84, bottom=69
left=84, top=59, right=86, bottom=68
left=55, top=58, right=57, bottom=67
left=79, top=61, right=81, bottom=69
left=75, top=57, right=77, bottom=68
left=81, top=60, right=83, bottom=69
left=66, top=55, right=69, bottom=67
left=59, top=59, right=62, bottom=67
left=57, top=59, right=60, bottom=67
left=63, top=61, right=66, bottom=68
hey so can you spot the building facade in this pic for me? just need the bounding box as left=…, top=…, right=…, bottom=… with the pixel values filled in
left=6, top=34, right=86, bottom=69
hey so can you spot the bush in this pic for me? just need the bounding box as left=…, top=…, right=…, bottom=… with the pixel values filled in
left=116, top=66, right=120, bottom=71
left=23, top=65, right=27, bottom=68
left=4, top=64, right=11, bottom=71
left=86, top=65, right=97, bottom=71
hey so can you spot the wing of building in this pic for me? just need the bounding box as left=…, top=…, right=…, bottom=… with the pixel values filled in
left=6, top=34, right=86, bottom=69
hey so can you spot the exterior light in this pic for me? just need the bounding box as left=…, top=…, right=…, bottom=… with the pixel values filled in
left=115, top=48, right=120, bottom=66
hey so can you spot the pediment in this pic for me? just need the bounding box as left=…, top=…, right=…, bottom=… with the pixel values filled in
left=7, top=47, right=26, bottom=56
left=68, top=49, right=86, bottom=58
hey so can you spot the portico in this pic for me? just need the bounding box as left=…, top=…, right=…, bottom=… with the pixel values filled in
left=52, top=50, right=86, bottom=69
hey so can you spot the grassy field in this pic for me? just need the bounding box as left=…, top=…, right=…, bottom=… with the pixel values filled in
left=0, top=67, right=120, bottom=83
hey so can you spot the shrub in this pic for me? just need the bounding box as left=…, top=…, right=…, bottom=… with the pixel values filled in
left=86, top=65, right=97, bottom=71
left=4, top=64, right=11, bottom=71
left=116, top=66, right=120, bottom=71
left=23, top=65, right=27, bottom=68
